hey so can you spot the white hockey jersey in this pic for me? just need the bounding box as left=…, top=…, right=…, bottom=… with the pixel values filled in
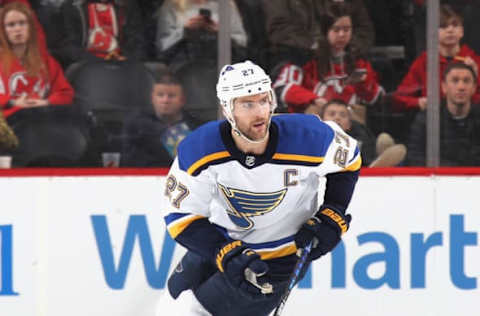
left=163, top=114, right=361, bottom=262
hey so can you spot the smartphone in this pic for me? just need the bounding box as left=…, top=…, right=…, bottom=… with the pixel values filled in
left=199, top=8, right=212, bottom=19
left=351, top=69, right=367, bottom=77
left=347, top=68, right=367, bottom=83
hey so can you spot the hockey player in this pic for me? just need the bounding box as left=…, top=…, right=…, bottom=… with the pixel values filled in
left=159, top=60, right=361, bottom=315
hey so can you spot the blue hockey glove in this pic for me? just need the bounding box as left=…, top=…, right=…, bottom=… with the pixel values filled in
left=215, top=240, right=272, bottom=298
left=168, top=251, right=217, bottom=299
left=295, top=207, right=352, bottom=261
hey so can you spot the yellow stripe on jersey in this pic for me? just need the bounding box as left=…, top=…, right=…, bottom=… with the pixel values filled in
left=273, top=153, right=324, bottom=164
left=187, top=151, right=231, bottom=175
left=168, top=215, right=205, bottom=238
left=343, top=154, right=362, bottom=172
left=257, top=244, right=298, bottom=260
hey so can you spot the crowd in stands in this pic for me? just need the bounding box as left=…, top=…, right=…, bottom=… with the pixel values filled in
left=0, top=0, right=479, bottom=168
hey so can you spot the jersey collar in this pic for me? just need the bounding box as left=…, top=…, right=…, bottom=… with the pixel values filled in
left=220, top=120, right=278, bottom=169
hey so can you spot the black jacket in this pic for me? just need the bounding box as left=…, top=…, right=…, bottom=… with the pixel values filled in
left=122, top=110, right=202, bottom=167
left=263, top=0, right=374, bottom=56
left=347, top=120, right=376, bottom=166
left=407, top=104, right=480, bottom=166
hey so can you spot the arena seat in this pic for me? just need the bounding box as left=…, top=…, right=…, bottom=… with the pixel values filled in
left=8, top=107, right=88, bottom=167
left=66, top=60, right=154, bottom=165
left=175, top=60, right=219, bottom=123
left=66, top=60, right=153, bottom=112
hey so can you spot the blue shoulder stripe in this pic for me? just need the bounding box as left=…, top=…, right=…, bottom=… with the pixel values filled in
left=272, top=114, right=334, bottom=159
left=176, top=121, right=232, bottom=175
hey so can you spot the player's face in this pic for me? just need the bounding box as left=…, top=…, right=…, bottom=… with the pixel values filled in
left=322, top=103, right=351, bottom=131
left=151, top=83, right=185, bottom=118
left=438, top=18, right=463, bottom=47
left=441, top=68, right=476, bottom=106
left=232, top=92, right=271, bottom=141
left=327, top=16, right=352, bottom=53
left=4, top=10, right=29, bottom=46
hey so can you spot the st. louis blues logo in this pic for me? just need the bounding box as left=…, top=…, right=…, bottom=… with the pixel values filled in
left=218, top=184, right=287, bottom=230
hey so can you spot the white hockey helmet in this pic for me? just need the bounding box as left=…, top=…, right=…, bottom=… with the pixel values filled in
left=216, top=60, right=277, bottom=141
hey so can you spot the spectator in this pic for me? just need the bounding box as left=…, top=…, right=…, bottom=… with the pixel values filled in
left=407, top=62, right=480, bottom=166
left=155, top=0, right=247, bottom=70
left=0, top=2, right=74, bottom=119
left=59, top=0, right=145, bottom=67
left=263, top=0, right=374, bottom=71
left=409, top=0, right=476, bottom=58
left=122, top=65, right=202, bottom=167
left=272, top=2, right=383, bottom=117
left=393, top=4, right=480, bottom=112
left=0, top=0, right=48, bottom=53
left=321, top=99, right=406, bottom=167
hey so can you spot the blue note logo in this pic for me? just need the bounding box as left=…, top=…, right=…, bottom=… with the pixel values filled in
left=218, top=184, right=287, bottom=230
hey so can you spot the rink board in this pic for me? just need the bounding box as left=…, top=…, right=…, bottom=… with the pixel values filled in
left=1, top=174, right=479, bottom=316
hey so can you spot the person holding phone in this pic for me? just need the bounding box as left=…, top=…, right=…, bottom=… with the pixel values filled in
left=155, top=0, right=247, bottom=67
left=199, top=8, right=211, bottom=20
left=272, top=2, right=383, bottom=116
left=183, top=7, right=216, bottom=33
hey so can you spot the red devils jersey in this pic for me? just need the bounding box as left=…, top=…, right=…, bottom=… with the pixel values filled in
left=0, top=54, right=74, bottom=117
left=273, top=58, right=383, bottom=113
left=86, top=3, right=120, bottom=58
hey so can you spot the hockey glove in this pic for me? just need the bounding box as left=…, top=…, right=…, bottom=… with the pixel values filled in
left=295, top=207, right=352, bottom=261
left=215, top=240, right=272, bottom=298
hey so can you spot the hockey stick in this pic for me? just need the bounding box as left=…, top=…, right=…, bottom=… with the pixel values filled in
left=272, top=239, right=314, bottom=316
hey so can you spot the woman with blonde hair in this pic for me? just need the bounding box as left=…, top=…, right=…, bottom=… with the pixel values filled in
left=0, top=2, right=73, bottom=119
left=155, top=0, right=247, bottom=68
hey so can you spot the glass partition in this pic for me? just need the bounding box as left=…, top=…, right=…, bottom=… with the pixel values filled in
left=1, top=0, right=478, bottom=168
left=403, top=0, right=480, bottom=167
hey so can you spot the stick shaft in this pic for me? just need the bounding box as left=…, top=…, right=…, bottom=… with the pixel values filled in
left=273, top=240, right=314, bottom=316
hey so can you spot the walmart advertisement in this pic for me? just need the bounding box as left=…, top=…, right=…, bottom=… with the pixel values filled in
left=1, top=175, right=479, bottom=316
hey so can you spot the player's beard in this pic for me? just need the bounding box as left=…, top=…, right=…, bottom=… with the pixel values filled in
left=237, top=119, right=269, bottom=142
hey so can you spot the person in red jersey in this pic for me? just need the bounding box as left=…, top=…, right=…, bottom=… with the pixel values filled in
left=0, top=2, right=73, bottom=119
left=393, top=4, right=480, bottom=112
left=272, top=2, right=383, bottom=116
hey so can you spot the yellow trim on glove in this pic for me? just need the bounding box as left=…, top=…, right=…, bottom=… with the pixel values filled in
left=215, top=240, right=243, bottom=273
left=320, top=208, right=348, bottom=234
